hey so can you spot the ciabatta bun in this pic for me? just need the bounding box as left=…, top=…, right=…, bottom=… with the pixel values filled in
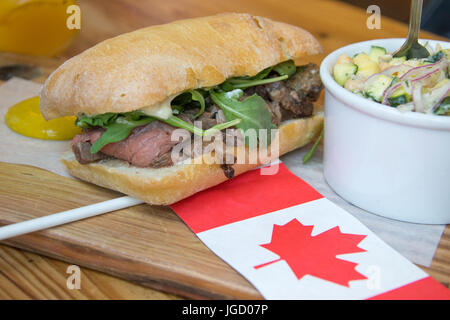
left=39, top=13, right=321, bottom=119
left=41, top=13, right=324, bottom=205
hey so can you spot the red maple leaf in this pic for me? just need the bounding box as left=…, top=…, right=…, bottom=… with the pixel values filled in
left=254, top=219, right=367, bottom=287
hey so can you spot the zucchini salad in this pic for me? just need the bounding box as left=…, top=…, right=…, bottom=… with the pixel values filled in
left=333, top=44, right=450, bottom=115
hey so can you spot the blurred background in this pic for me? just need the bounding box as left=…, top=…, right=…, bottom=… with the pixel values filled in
left=0, top=0, right=448, bottom=61
left=342, top=0, right=449, bottom=38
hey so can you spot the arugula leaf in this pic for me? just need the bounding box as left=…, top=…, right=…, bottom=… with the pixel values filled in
left=219, top=60, right=295, bottom=91
left=90, top=116, right=155, bottom=153
left=170, top=89, right=206, bottom=118
left=171, top=105, right=184, bottom=115
left=228, top=66, right=273, bottom=82
left=75, top=113, right=118, bottom=129
left=171, top=91, right=192, bottom=106
left=223, top=75, right=288, bottom=90
left=250, top=67, right=273, bottom=80
left=191, top=90, right=206, bottom=119
left=302, top=127, right=324, bottom=164
left=162, top=115, right=241, bottom=136
left=210, top=89, right=276, bottom=146
left=272, top=60, right=297, bottom=77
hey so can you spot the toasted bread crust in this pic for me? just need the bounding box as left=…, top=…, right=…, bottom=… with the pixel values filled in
left=40, top=13, right=321, bottom=120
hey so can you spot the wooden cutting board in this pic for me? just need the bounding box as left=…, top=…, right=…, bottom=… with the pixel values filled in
left=1, top=0, right=449, bottom=299
left=0, top=162, right=261, bottom=299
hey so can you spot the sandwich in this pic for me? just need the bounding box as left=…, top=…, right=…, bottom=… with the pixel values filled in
left=39, top=13, right=324, bottom=205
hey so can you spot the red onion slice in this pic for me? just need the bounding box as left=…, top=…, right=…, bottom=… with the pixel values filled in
left=381, top=61, right=446, bottom=106
left=382, top=82, right=402, bottom=105
left=400, top=57, right=448, bottom=82
left=430, top=84, right=450, bottom=113
left=379, top=64, right=411, bottom=78
left=366, top=64, right=410, bottom=90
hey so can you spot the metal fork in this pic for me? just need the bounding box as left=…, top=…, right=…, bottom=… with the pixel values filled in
left=393, top=0, right=430, bottom=59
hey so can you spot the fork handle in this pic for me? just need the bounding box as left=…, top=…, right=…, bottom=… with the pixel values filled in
left=407, top=0, right=423, bottom=43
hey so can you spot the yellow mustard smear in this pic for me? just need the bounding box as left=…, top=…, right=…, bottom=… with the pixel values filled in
left=5, top=96, right=81, bottom=140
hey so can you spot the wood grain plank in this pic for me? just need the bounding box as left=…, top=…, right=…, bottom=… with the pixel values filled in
left=0, top=162, right=261, bottom=299
left=418, top=225, right=450, bottom=288
left=0, top=244, right=180, bottom=299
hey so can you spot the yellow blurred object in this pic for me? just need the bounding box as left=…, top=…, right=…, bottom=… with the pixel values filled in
left=5, top=96, right=81, bottom=140
left=0, top=0, right=79, bottom=56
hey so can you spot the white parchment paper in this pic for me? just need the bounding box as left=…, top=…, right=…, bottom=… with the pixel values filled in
left=0, top=77, right=445, bottom=267
left=0, top=78, right=72, bottom=177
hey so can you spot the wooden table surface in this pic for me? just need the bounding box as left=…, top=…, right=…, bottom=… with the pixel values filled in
left=0, top=0, right=449, bottom=299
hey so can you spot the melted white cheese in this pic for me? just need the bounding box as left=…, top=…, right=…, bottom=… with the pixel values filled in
left=139, top=95, right=175, bottom=120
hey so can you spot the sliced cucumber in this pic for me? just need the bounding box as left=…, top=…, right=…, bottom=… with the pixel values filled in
left=388, top=95, right=408, bottom=107
left=434, top=96, right=450, bottom=115
left=333, top=62, right=358, bottom=86
left=426, top=51, right=444, bottom=63
left=390, top=86, right=408, bottom=99
left=364, top=74, right=392, bottom=102
left=369, top=46, right=387, bottom=63
left=388, top=86, right=410, bottom=107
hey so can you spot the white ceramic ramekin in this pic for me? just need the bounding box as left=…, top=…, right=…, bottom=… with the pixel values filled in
left=320, top=38, right=450, bottom=224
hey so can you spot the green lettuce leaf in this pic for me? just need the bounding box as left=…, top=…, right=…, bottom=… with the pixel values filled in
left=76, top=112, right=155, bottom=153
left=163, top=115, right=241, bottom=136
left=170, top=89, right=207, bottom=118
left=190, top=90, right=206, bottom=118
left=210, top=89, right=276, bottom=146
left=272, top=60, right=297, bottom=77
left=89, top=115, right=155, bottom=153
left=222, top=74, right=288, bottom=90
left=219, top=60, right=296, bottom=91
left=302, top=127, right=324, bottom=164
left=75, top=112, right=118, bottom=129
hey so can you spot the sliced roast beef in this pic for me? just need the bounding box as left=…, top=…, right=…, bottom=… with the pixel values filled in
left=71, top=122, right=180, bottom=167
left=100, top=122, right=179, bottom=167
left=177, top=108, right=221, bottom=129
left=245, top=63, right=322, bottom=124
left=71, top=128, right=108, bottom=164
left=72, top=141, right=109, bottom=164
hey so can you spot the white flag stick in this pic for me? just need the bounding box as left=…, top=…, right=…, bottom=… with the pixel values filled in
left=0, top=196, right=144, bottom=241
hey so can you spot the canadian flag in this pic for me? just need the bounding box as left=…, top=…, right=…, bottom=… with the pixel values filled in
left=171, top=163, right=450, bottom=300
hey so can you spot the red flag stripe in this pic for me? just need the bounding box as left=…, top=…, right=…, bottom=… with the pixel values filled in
left=170, top=163, right=323, bottom=233
left=368, top=276, right=450, bottom=300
